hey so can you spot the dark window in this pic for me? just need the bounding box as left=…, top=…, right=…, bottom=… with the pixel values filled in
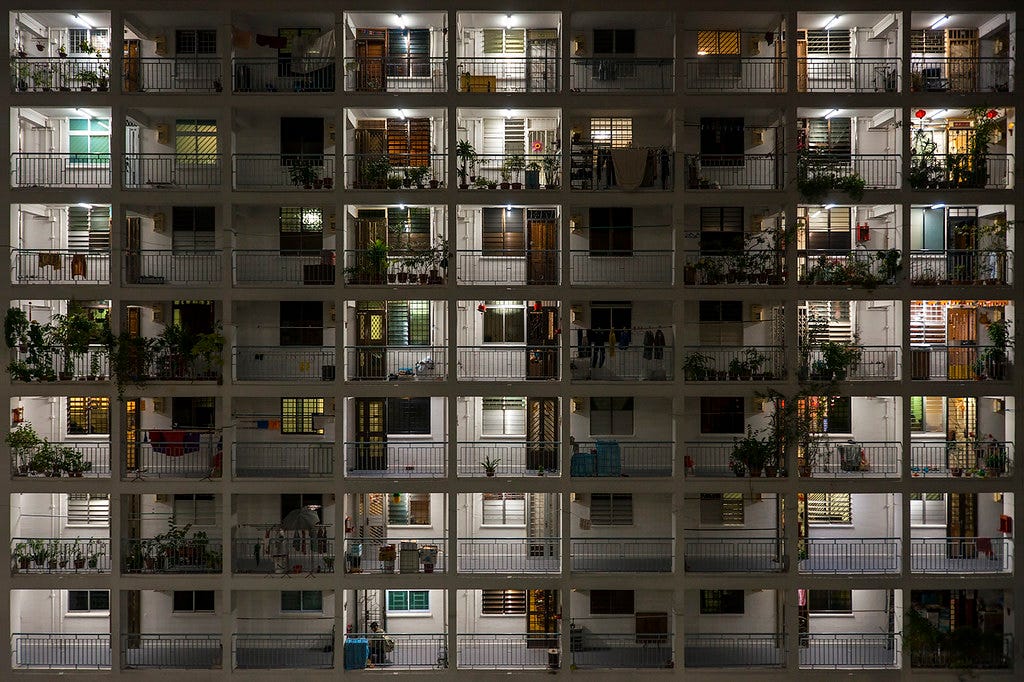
left=482, top=208, right=525, bottom=255
left=279, top=207, right=324, bottom=252
left=698, top=301, right=743, bottom=322
left=700, top=397, right=744, bottom=434
left=590, top=590, right=635, bottom=615
left=593, top=29, right=635, bottom=54
left=175, top=29, right=217, bottom=55
left=173, top=590, right=215, bottom=612
left=173, top=494, right=216, bottom=525
left=589, top=397, right=634, bottom=435
left=68, top=590, right=109, bottom=612
left=589, top=207, right=633, bottom=256
left=700, top=590, right=744, bottom=614
left=281, top=494, right=323, bottom=521
left=171, top=397, right=215, bottom=429
left=67, top=397, right=110, bottom=435
left=387, top=397, right=430, bottom=434
left=700, top=207, right=744, bottom=252
left=387, top=28, right=430, bottom=77
left=808, top=590, right=852, bottom=614
left=590, top=301, right=632, bottom=334
left=281, top=590, right=322, bottom=612
left=171, top=300, right=214, bottom=336
left=590, top=493, right=633, bottom=525
left=280, top=301, right=323, bottom=346
left=482, top=589, right=526, bottom=615
left=281, top=117, right=324, bottom=162
left=700, top=118, right=744, bottom=166
left=171, top=207, right=215, bottom=250
left=483, top=301, right=526, bottom=343
left=799, top=396, right=852, bottom=433
left=804, top=206, right=852, bottom=251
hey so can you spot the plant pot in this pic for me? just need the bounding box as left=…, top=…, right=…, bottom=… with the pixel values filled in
left=402, top=179, right=412, bottom=188
left=80, top=86, right=92, bottom=92
left=734, top=470, right=745, bottom=477
left=798, top=465, right=813, bottom=477
left=18, top=558, right=31, bottom=570
left=59, top=372, right=73, bottom=381
left=323, top=177, right=333, bottom=189
left=88, top=559, right=98, bottom=569
left=765, top=466, right=777, bottom=478
left=74, top=558, right=86, bottom=570
left=459, top=183, right=469, bottom=189
left=429, top=180, right=439, bottom=189
left=387, top=273, right=397, bottom=283
left=511, top=182, right=522, bottom=190
left=17, top=465, right=29, bottom=476
left=749, top=467, right=763, bottom=477
left=485, top=470, right=495, bottom=477
left=418, top=274, right=428, bottom=284
left=313, top=179, right=324, bottom=189
left=397, top=272, right=409, bottom=283
left=47, top=560, right=58, bottom=570
left=545, top=183, right=558, bottom=189
left=986, top=467, right=1001, bottom=477
left=423, top=563, right=434, bottom=573
left=500, top=182, right=511, bottom=190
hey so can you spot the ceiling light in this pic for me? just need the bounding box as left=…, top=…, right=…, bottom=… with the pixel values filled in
left=696, top=50, right=708, bottom=56
left=397, top=108, right=407, bottom=119
left=824, top=109, right=840, bottom=119
left=503, top=108, right=513, bottom=119
left=927, top=108, right=948, bottom=120
left=824, top=203, right=836, bottom=210
left=396, top=14, right=405, bottom=29
left=930, top=15, right=950, bottom=29
left=73, top=13, right=92, bottom=28
left=824, top=15, right=840, bottom=30
left=76, top=203, right=91, bottom=209
left=504, top=14, right=514, bottom=29
left=930, top=203, right=945, bottom=209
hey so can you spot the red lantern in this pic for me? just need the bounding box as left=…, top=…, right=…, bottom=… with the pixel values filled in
left=914, top=109, right=927, bottom=119
left=532, top=301, right=542, bottom=312
left=986, top=109, right=998, bottom=119
left=477, top=304, right=486, bottom=313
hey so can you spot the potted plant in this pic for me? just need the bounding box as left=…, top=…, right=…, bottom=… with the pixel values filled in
left=409, top=165, right=430, bottom=189
left=77, top=69, right=98, bottom=91
left=364, top=239, right=390, bottom=284
left=472, top=176, right=490, bottom=190
left=875, top=249, right=902, bottom=284
left=456, top=140, right=477, bottom=189
left=524, top=161, right=541, bottom=189
left=386, top=173, right=403, bottom=190
left=541, top=155, right=560, bottom=189
left=11, top=58, right=31, bottom=90
left=682, top=352, right=713, bottom=382
left=481, top=456, right=500, bottom=477
left=361, top=155, right=391, bottom=189
left=58, top=44, right=67, bottom=58
left=49, top=310, right=97, bottom=381
left=728, top=456, right=747, bottom=477
left=87, top=547, right=104, bottom=570
left=820, top=340, right=862, bottom=381
left=71, top=541, right=86, bottom=570
left=13, top=543, right=31, bottom=571
left=499, top=162, right=512, bottom=190
left=427, top=167, right=440, bottom=189
left=289, top=161, right=319, bottom=189
left=505, top=154, right=526, bottom=189
left=5, top=306, right=30, bottom=351
left=323, top=555, right=335, bottom=572
left=6, top=422, right=42, bottom=476
left=191, top=324, right=226, bottom=378
left=981, top=318, right=1012, bottom=380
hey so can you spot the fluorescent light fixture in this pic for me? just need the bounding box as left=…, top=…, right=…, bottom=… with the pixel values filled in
left=824, top=109, right=840, bottom=119
left=503, top=108, right=513, bottom=119
left=824, top=203, right=837, bottom=210
left=396, top=14, right=405, bottom=29
left=930, top=15, right=950, bottom=29
left=506, top=204, right=512, bottom=212
left=696, top=50, right=708, bottom=56
left=399, top=203, right=405, bottom=210
left=824, top=15, right=840, bottom=29
left=930, top=203, right=946, bottom=209
left=504, top=14, right=514, bottom=29
left=397, top=108, right=407, bottom=119
left=928, top=108, right=948, bottom=120
left=76, top=203, right=91, bottom=209
left=73, top=13, right=92, bottom=28
left=811, top=210, right=823, bottom=218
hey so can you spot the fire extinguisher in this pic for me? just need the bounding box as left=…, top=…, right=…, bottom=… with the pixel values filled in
left=856, top=223, right=870, bottom=242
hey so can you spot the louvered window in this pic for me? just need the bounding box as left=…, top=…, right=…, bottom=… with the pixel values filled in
left=805, top=30, right=851, bottom=55
left=590, top=117, right=632, bottom=148
left=911, top=30, right=945, bottom=55
left=806, top=493, right=851, bottom=524
left=591, top=493, right=633, bottom=525
left=68, top=206, right=110, bottom=252
left=386, top=117, right=430, bottom=168
left=700, top=207, right=744, bottom=252
left=387, top=29, right=430, bottom=77
left=386, top=301, right=430, bottom=346
left=387, top=493, right=430, bottom=525
left=386, top=397, right=430, bottom=434
left=67, top=493, right=110, bottom=526
left=700, top=590, right=744, bottom=614
left=171, top=206, right=215, bottom=250
left=482, top=397, right=527, bottom=436
left=483, top=301, right=526, bottom=343
left=482, top=29, right=525, bottom=55
left=504, top=119, right=525, bottom=155
left=175, top=119, right=217, bottom=163
left=700, top=493, right=744, bottom=525
left=798, top=396, right=852, bottom=433
left=804, top=118, right=851, bottom=155
left=589, top=397, right=633, bottom=436
left=804, top=206, right=852, bottom=251
left=482, top=207, right=525, bottom=254
left=909, top=493, right=946, bottom=525
left=482, top=493, right=526, bottom=525
left=808, top=590, right=852, bottom=613
left=799, top=300, right=854, bottom=344
left=909, top=301, right=946, bottom=345
left=909, top=396, right=945, bottom=433
left=482, top=589, right=526, bottom=615
left=697, top=31, right=741, bottom=55
left=387, top=207, right=430, bottom=253
left=67, top=397, right=109, bottom=435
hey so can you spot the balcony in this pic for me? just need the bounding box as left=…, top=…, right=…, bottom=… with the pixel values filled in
left=456, top=633, right=558, bottom=670
left=121, top=536, right=223, bottom=574
left=11, top=152, right=111, bottom=188
left=125, top=57, right=222, bottom=93
left=808, top=441, right=901, bottom=477
left=12, top=633, right=111, bottom=670
left=344, top=441, right=447, bottom=478
left=232, top=58, right=334, bottom=93
left=909, top=633, right=1013, bottom=669
left=569, top=147, right=674, bottom=191
left=11, top=538, right=111, bottom=573
left=908, top=154, right=1013, bottom=190
left=457, top=346, right=560, bottom=381
left=343, top=57, right=447, bottom=93
left=10, top=345, right=109, bottom=382
left=456, top=250, right=559, bottom=285
left=682, top=251, right=785, bottom=285
left=909, top=250, right=1012, bottom=285
left=124, top=154, right=221, bottom=189
left=797, top=250, right=901, bottom=286
left=121, top=634, right=222, bottom=669
left=457, top=538, right=560, bottom=573
left=800, top=633, right=898, bottom=669
left=457, top=441, right=559, bottom=477
left=570, top=58, right=674, bottom=92
left=126, top=430, right=221, bottom=479
left=570, top=628, right=672, bottom=669
left=233, top=530, right=335, bottom=574
left=685, top=154, right=781, bottom=190
left=684, top=633, right=785, bottom=668
left=232, top=250, right=336, bottom=286
left=233, top=154, right=336, bottom=190
left=682, top=58, right=784, bottom=93
left=799, top=538, right=900, bottom=574
left=682, top=347, right=786, bottom=381
left=570, top=538, right=672, bottom=572
left=910, top=537, right=1013, bottom=573
left=11, top=56, right=111, bottom=93
left=684, top=536, right=784, bottom=572
left=570, top=441, right=673, bottom=478
left=342, top=252, right=447, bottom=286
left=233, top=346, right=336, bottom=381
left=233, top=442, right=333, bottom=478
left=798, top=153, right=900, bottom=190
left=569, top=345, right=673, bottom=381
left=796, top=57, right=900, bottom=92
left=461, top=153, right=561, bottom=190
left=344, top=345, right=446, bottom=381
left=570, top=250, right=673, bottom=285
left=456, top=58, right=560, bottom=93
left=906, top=345, right=1012, bottom=381
left=909, top=57, right=1013, bottom=93
left=12, top=249, right=110, bottom=285
left=132, top=349, right=222, bottom=382
left=13, top=440, right=111, bottom=478
left=799, top=346, right=901, bottom=381
left=343, top=153, right=446, bottom=190
left=910, top=440, right=1013, bottom=477
left=126, top=250, right=222, bottom=285
left=342, top=537, right=446, bottom=574
left=233, top=633, right=333, bottom=669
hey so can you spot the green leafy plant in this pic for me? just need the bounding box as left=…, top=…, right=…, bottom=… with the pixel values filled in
left=361, top=155, right=391, bottom=188
left=456, top=140, right=477, bottom=188
left=288, top=161, right=320, bottom=188
left=48, top=309, right=98, bottom=379
left=505, top=154, right=526, bottom=187
left=481, top=456, right=501, bottom=476
left=7, top=422, right=42, bottom=474
left=682, top=352, right=714, bottom=381
left=4, top=307, right=30, bottom=349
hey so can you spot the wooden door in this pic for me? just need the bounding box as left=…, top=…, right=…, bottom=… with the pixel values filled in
left=354, top=398, right=387, bottom=470
left=526, top=589, right=559, bottom=648
left=356, top=39, right=386, bottom=91
left=526, top=398, right=558, bottom=470
left=125, top=216, right=141, bottom=284
left=947, top=493, right=978, bottom=558
left=355, top=307, right=387, bottom=380
left=123, top=40, right=141, bottom=92
left=526, top=306, right=559, bottom=380
left=796, top=37, right=808, bottom=92
left=354, top=128, right=387, bottom=188
left=527, top=219, right=557, bottom=284
left=124, top=398, right=140, bottom=473
left=946, top=308, right=977, bottom=379
left=946, top=29, right=979, bottom=92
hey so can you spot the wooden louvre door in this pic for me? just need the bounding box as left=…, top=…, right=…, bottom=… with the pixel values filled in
left=354, top=398, right=387, bottom=470
left=125, top=216, right=141, bottom=284
left=526, top=589, right=559, bottom=648
left=355, top=305, right=387, bottom=380
left=123, top=40, right=141, bottom=92
left=386, top=117, right=431, bottom=170
left=526, top=306, right=559, bottom=380
left=947, top=493, right=978, bottom=559
left=796, top=33, right=808, bottom=92
left=526, top=398, right=558, bottom=471
left=527, top=492, right=559, bottom=563
left=355, top=31, right=386, bottom=91
left=946, top=29, right=979, bottom=93
left=946, top=308, right=977, bottom=379
left=353, top=210, right=387, bottom=282
left=527, top=212, right=558, bottom=284
left=354, top=125, right=387, bottom=188
left=124, top=398, right=140, bottom=474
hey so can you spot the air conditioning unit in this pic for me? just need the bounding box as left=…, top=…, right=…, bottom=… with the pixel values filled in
left=155, top=124, right=169, bottom=145
left=152, top=397, right=166, bottom=413
left=153, top=36, right=168, bottom=56
left=152, top=212, right=166, bottom=233
left=155, top=494, right=170, bottom=504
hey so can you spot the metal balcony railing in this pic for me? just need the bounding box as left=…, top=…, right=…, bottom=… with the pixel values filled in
left=570, top=250, right=673, bottom=284
left=125, top=249, right=222, bottom=285
left=12, top=633, right=111, bottom=669
left=909, top=249, right=1012, bottom=285
left=799, top=537, right=901, bottom=573
left=456, top=57, right=560, bottom=93
left=121, top=537, right=223, bottom=574
left=342, top=153, right=446, bottom=190
left=682, top=57, right=785, bottom=93
left=799, top=346, right=901, bottom=381
left=685, top=154, right=781, bottom=190
left=124, top=57, right=222, bottom=92
left=570, top=538, right=673, bottom=572
left=11, top=152, right=111, bottom=188
left=909, top=153, right=1013, bottom=190
left=569, top=146, right=674, bottom=191
left=232, top=442, right=332, bottom=478
left=456, top=633, right=559, bottom=669
left=570, top=441, right=673, bottom=477
left=909, top=633, right=1013, bottom=669
left=684, top=633, right=786, bottom=668
left=233, top=154, right=336, bottom=190
left=682, top=251, right=786, bottom=285
left=13, top=440, right=111, bottom=478
left=343, top=56, right=448, bottom=92
left=458, top=153, right=561, bottom=189
left=684, top=536, right=784, bottom=572
left=131, top=352, right=221, bottom=382
left=570, top=630, right=672, bottom=669
left=797, top=57, right=900, bottom=92
left=342, top=537, right=446, bottom=574
left=11, top=538, right=111, bottom=573
left=798, top=153, right=900, bottom=189
left=232, top=58, right=334, bottom=92
left=341, top=251, right=447, bottom=285
left=10, top=56, right=111, bottom=93
left=457, top=346, right=560, bottom=381
left=344, top=441, right=447, bottom=478
left=344, top=345, right=446, bottom=381
left=682, top=346, right=786, bottom=381
left=121, top=633, right=222, bottom=669
left=12, top=249, right=110, bottom=284
left=569, top=345, right=673, bottom=381
left=797, top=249, right=901, bottom=286
left=683, top=441, right=737, bottom=478
left=909, top=440, right=1012, bottom=477
left=11, top=344, right=109, bottom=382
left=457, top=441, right=560, bottom=477
left=906, top=345, right=1012, bottom=381
left=233, top=345, right=336, bottom=381
left=910, top=537, right=1013, bottom=573
left=809, top=441, right=901, bottom=477
left=456, top=249, right=560, bottom=285
left=233, top=633, right=333, bottom=669
left=910, top=57, right=1013, bottom=93
left=799, top=633, right=898, bottom=669
left=123, top=154, right=221, bottom=189
left=570, top=57, right=674, bottom=92
left=346, top=632, right=447, bottom=669
left=124, top=430, right=221, bottom=479
left=233, top=249, right=336, bottom=285
left=457, top=537, right=560, bottom=573
left=233, top=534, right=335, bottom=574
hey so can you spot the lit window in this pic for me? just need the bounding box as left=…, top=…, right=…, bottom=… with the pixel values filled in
left=175, top=119, right=218, bottom=162
left=67, top=397, right=109, bottom=435
left=482, top=493, right=525, bottom=525
left=388, top=493, right=431, bottom=526
left=590, top=117, right=632, bottom=148
left=700, top=590, right=744, bottom=614
left=67, top=493, right=110, bottom=526
left=281, top=398, right=325, bottom=434
left=483, top=301, right=526, bottom=343
left=482, top=589, right=526, bottom=615
left=68, top=118, right=110, bottom=166
left=482, top=397, right=527, bottom=436
left=806, top=493, right=851, bottom=524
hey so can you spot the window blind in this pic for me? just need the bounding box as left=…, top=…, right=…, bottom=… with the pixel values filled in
left=591, top=493, right=633, bottom=525
left=482, top=493, right=526, bottom=525
left=482, top=29, right=525, bottom=55
left=482, top=589, right=526, bottom=614
left=909, top=492, right=946, bottom=525
left=482, top=397, right=527, bottom=436
left=806, top=492, right=851, bottom=524
left=67, top=493, right=109, bottom=525
left=910, top=301, right=946, bottom=344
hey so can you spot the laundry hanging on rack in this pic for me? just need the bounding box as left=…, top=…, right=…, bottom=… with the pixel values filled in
left=608, top=329, right=617, bottom=357
left=38, top=252, right=61, bottom=269
left=643, top=330, right=655, bottom=360
left=70, top=254, right=87, bottom=278
left=653, top=328, right=666, bottom=360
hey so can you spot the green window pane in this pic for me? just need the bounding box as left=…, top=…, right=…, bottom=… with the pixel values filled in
left=301, top=591, right=323, bottom=611
left=91, top=136, right=110, bottom=154
left=409, top=591, right=429, bottom=610
left=281, top=591, right=301, bottom=611
left=90, top=118, right=111, bottom=132
left=69, top=118, right=89, bottom=131
left=388, top=590, right=408, bottom=611
left=69, top=137, right=89, bottom=154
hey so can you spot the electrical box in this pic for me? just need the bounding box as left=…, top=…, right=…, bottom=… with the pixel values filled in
left=156, top=124, right=169, bottom=145
left=153, top=212, right=166, bottom=233
left=154, top=36, right=167, bottom=56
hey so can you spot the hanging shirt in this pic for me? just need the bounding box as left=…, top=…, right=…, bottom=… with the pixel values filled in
left=608, top=329, right=617, bottom=357
left=653, top=329, right=665, bottom=360
left=643, top=331, right=655, bottom=360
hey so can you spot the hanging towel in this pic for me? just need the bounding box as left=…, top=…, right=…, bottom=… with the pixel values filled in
left=611, top=148, right=648, bottom=189
left=256, top=420, right=269, bottom=429
left=256, top=34, right=287, bottom=49
left=617, top=328, right=631, bottom=349
left=232, top=28, right=254, bottom=49
left=653, top=329, right=665, bottom=360
left=71, top=254, right=87, bottom=278
left=38, top=252, right=62, bottom=269
left=643, top=331, right=655, bottom=360
left=608, top=329, right=617, bottom=357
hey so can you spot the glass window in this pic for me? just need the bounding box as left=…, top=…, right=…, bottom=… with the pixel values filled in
left=482, top=29, right=525, bottom=55
left=593, top=29, right=635, bottom=54
left=175, top=29, right=217, bottom=55
left=175, top=119, right=218, bottom=162
left=910, top=396, right=945, bottom=432
left=67, top=397, right=109, bottom=435
left=68, top=118, right=110, bottom=166
left=909, top=493, right=946, bottom=525
left=173, top=494, right=216, bottom=526
left=387, top=301, right=430, bottom=347
left=386, top=397, right=430, bottom=435
left=387, top=493, right=431, bottom=526
left=481, top=589, right=526, bottom=614
left=700, top=397, right=744, bottom=434
left=281, top=591, right=322, bottom=612
left=483, top=301, right=526, bottom=343
left=590, top=118, right=633, bottom=148
left=281, top=398, right=325, bottom=434
left=700, top=590, right=745, bottom=614
left=482, top=397, right=527, bottom=436
left=68, top=589, right=109, bottom=612
left=482, top=493, right=526, bottom=525
left=697, top=31, right=740, bottom=56
left=799, top=396, right=852, bottom=433
left=482, top=208, right=525, bottom=255
left=387, top=590, right=430, bottom=613
left=590, top=590, right=635, bottom=615
left=66, top=493, right=110, bottom=526
left=589, top=397, right=634, bottom=436
left=699, top=493, right=744, bottom=525
left=591, top=493, right=633, bottom=525
left=173, top=590, right=215, bottom=612
left=808, top=590, right=852, bottom=614
left=806, top=493, right=851, bottom=524
left=171, top=206, right=215, bottom=251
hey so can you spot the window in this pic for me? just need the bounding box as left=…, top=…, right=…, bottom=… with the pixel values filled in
left=699, top=301, right=744, bottom=346
left=277, top=28, right=321, bottom=77
left=68, top=118, right=110, bottom=165
left=171, top=206, right=215, bottom=250
left=387, top=590, right=430, bottom=613
left=482, top=589, right=526, bottom=615
left=281, top=398, right=325, bottom=434
left=590, top=117, right=632, bottom=148
left=69, top=28, right=109, bottom=54
left=699, top=118, right=744, bottom=166
left=700, top=493, right=745, bottom=525
left=806, top=493, right=851, bottom=524
left=588, top=207, right=633, bottom=256
left=280, top=301, right=324, bottom=346
left=482, top=29, right=525, bottom=55
left=700, top=590, right=744, bottom=615
left=173, top=494, right=216, bottom=526
left=798, top=396, right=851, bottom=433
left=67, top=205, right=111, bottom=252
left=67, top=397, right=109, bottom=435
left=591, top=493, right=633, bottom=525
left=174, top=590, right=215, bottom=612
left=910, top=301, right=946, bottom=345
left=482, top=397, right=527, bottom=436
left=589, top=397, right=634, bottom=436
left=171, top=396, right=215, bottom=429
left=697, top=31, right=740, bottom=56
left=482, top=208, right=525, bottom=254
left=67, top=493, right=110, bottom=526
left=386, top=117, right=430, bottom=168
left=281, top=591, right=322, bottom=612
left=387, top=207, right=430, bottom=254
left=911, top=30, right=945, bottom=55
left=700, top=397, right=744, bottom=434
left=387, top=397, right=430, bottom=435
left=590, top=590, right=635, bottom=615
left=483, top=301, right=526, bottom=343
left=387, top=301, right=430, bottom=347
left=482, top=493, right=526, bottom=525
left=802, top=118, right=851, bottom=156
left=909, top=396, right=945, bottom=433
left=590, top=301, right=632, bottom=334
left=388, top=493, right=431, bottom=525
left=175, top=29, right=217, bottom=55
left=175, top=119, right=217, bottom=162
left=799, top=301, right=853, bottom=344
left=388, top=29, right=430, bottom=77
left=804, top=30, right=851, bottom=56
left=803, top=206, right=852, bottom=251
left=699, top=207, right=744, bottom=253
left=68, top=590, right=109, bottom=612
left=808, top=589, right=852, bottom=614
left=280, top=207, right=324, bottom=252
left=593, top=29, right=635, bottom=54
left=910, top=493, right=946, bottom=525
